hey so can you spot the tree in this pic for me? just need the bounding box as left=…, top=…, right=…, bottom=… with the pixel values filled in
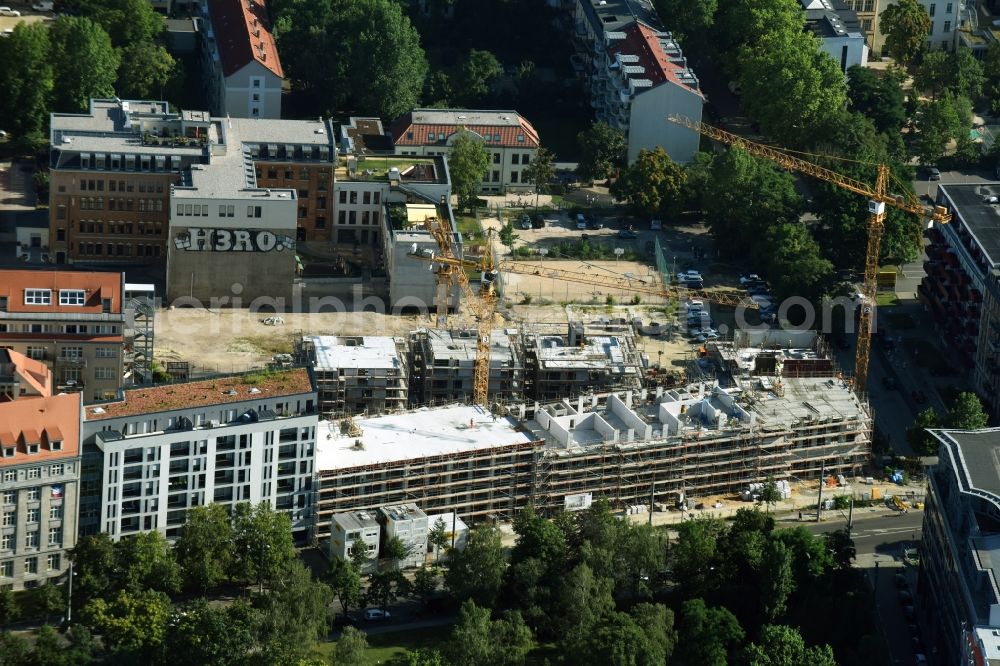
left=523, top=147, right=555, bottom=211
left=333, top=626, right=369, bottom=666
left=28, top=583, right=64, bottom=625
left=652, top=0, right=717, bottom=49
left=383, top=535, right=412, bottom=569
left=913, top=50, right=951, bottom=100
left=82, top=589, right=172, bottom=659
left=448, top=130, right=490, bottom=210
left=429, top=517, right=450, bottom=564
left=257, top=560, right=333, bottom=663
left=759, top=539, right=795, bottom=622
left=444, top=600, right=533, bottom=666
left=674, top=598, right=744, bottom=666
left=68, top=533, right=116, bottom=609
left=673, top=519, right=724, bottom=596
left=510, top=505, right=567, bottom=572
left=916, top=94, right=970, bottom=165
left=758, top=477, right=782, bottom=513
left=847, top=65, right=906, bottom=134
left=737, top=28, right=848, bottom=148
left=117, top=41, right=177, bottom=100
left=744, top=624, right=837, bottom=666
left=0, top=23, right=53, bottom=143
left=49, top=17, right=120, bottom=113
left=165, top=599, right=257, bottom=666
left=985, top=41, right=1000, bottom=114
left=175, top=504, right=234, bottom=594
left=328, top=557, right=364, bottom=620
left=275, top=0, right=427, bottom=119
left=610, top=147, right=688, bottom=218
left=230, top=502, right=297, bottom=593
left=577, top=122, right=626, bottom=182
left=498, top=223, right=520, bottom=251
left=114, top=531, right=181, bottom=596
left=367, top=569, right=408, bottom=611
left=412, top=565, right=440, bottom=607
left=825, top=528, right=857, bottom=569
left=949, top=391, right=989, bottom=430
left=907, top=407, right=941, bottom=455
left=424, top=70, right=454, bottom=107
left=85, top=0, right=164, bottom=47
left=879, top=0, right=931, bottom=67
left=0, top=588, right=18, bottom=629
left=350, top=537, right=372, bottom=572
left=455, top=49, right=502, bottom=105
left=445, top=525, right=506, bottom=607
left=570, top=608, right=674, bottom=666
left=550, top=563, right=615, bottom=641
left=0, top=631, right=31, bottom=666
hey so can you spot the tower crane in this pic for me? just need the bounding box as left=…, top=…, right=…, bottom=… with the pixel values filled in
left=666, top=115, right=952, bottom=392
left=413, top=215, right=756, bottom=407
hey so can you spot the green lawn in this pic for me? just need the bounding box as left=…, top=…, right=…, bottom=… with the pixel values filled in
left=455, top=215, right=483, bottom=239
left=313, top=624, right=454, bottom=663
left=876, top=293, right=900, bottom=307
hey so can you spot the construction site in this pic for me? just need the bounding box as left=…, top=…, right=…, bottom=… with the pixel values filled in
left=311, top=331, right=871, bottom=539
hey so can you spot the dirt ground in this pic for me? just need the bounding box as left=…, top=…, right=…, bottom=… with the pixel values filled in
left=500, top=259, right=667, bottom=306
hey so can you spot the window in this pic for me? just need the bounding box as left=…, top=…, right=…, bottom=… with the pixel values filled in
left=26, top=488, right=38, bottom=501
left=494, top=134, right=501, bottom=141
left=1, top=513, right=13, bottom=527
left=493, top=153, right=500, bottom=164
left=511, top=172, right=519, bottom=183
left=339, top=190, right=347, bottom=204
left=253, top=78, right=261, bottom=88
left=247, top=206, right=262, bottom=218
left=26, top=346, right=46, bottom=361
left=428, top=132, right=436, bottom=141
left=94, top=367, right=115, bottom=380
left=96, top=347, right=117, bottom=358
left=523, top=154, right=530, bottom=165
left=0, top=535, right=11, bottom=551
left=517, top=134, right=525, bottom=142
left=362, top=192, right=371, bottom=205
left=61, top=347, right=83, bottom=360
left=27, top=468, right=39, bottom=480
left=512, top=154, right=520, bottom=165
left=2, top=448, right=13, bottom=460
left=943, top=20, right=951, bottom=31
left=24, top=557, right=36, bottom=575
left=946, top=2, right=952, bottom=11
left=48, top=527, right=62, bottom=546
left=373, top=192, right=380, bottom=204
left=492, top=170, right=500, bottom=182
left=25, top=531, right=39, bottom=548
left=24, top=289, right=51, bottom=305
left=46, top=554, right=60, bottom=571
left=27, top=509, right=39, bottom=524
left=349, top=191, right=357, bottom=204
left=929, top=3, right=935, bottom=16
left=59, top=289, right=86, bottom=306
left=0, top=561, right=11, bottom=578
left=2, top=471, right=13, bottom=483
left=49, top=504, right=62, bottom=520
left=1, top=492, right=12, bottom=505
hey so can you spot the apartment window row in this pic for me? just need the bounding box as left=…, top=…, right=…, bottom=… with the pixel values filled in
left=336, top=211, right=381, bottom=226
left=247, top=144, right=331, bottom=162
left=2, top=437, right=63, bottom=458
left=79, top=197, right=104, bottom=211
left=74, top=242, right=158, bottom=258
left=79, top=153, right=176, bottom=172
left=80, top=179, right=165, bottom=194
left=78, top=219, right=163, bottom=235
left=337, top=190, right=381, bottom=205
left=510, top=153, right=532, bottom=165
left=176, top=203, right=210, bottom=217
left=2, top=465, right=67, bottom=483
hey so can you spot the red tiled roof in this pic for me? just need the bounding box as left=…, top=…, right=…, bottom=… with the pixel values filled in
left=0, top=269, right=122, bottom=315
left=389, top=112, right=541, bottom=149
left=609, top=22, right=704, bottom=98
left=85, top=368, right=312, bottom=420
left=0, top=348, right=52, bottom=398
left=207, top=0, right=283, bottom=79
left=0, top=393, right=81, bottom=466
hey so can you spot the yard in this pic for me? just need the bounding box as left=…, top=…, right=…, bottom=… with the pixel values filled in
left=313, top=624, right=453, bottom=663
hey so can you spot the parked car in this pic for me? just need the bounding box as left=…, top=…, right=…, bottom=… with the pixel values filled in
left=587, top=219, right=604, bottom=230
left=747, top=284, right=770, bottom=296
left=685, top=300, right=704, bottom=311
left=927, top=167, right=941, bottom=181
left=618, top=229, right=638, bottom=239
left=677, top=270, right=703, bottom=282
left=531, top=214, right=545, bottom=229
left=575, top=213, right=587, bottom=230
left=364, top=608, right=391, bottom=621
left=0, top=6, right=20, bottom=15
left=739, top=273, right=761, bottom=284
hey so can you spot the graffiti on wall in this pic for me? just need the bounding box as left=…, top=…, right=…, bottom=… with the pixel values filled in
left=174, top=228, right=296, bottom=252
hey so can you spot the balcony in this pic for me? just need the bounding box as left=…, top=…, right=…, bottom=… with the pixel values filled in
left=56, top=356, right=87, bottom=367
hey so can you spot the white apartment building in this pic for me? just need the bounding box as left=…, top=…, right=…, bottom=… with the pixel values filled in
left=802, top=0, right=870, bottom=71
left=329, top=510, right=380, bottom=572
left=379, top=503, right=428, bottom=569
left=298, top=335, right=408, bottom=417
left=200, top=0, right=284, bottom=118
left=79, top=369, right=318, bottom=544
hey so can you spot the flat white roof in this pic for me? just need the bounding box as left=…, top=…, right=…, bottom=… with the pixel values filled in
left=307, top=335, right=403, bottom=371
left=316, top=404, right=536, bottom=470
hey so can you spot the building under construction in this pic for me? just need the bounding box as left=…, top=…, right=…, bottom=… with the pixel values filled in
left=313, top=332, right=870, bottom=536
left=408, top=328, right=525, bottom=407
left=297, top=335, right=409, bottom=417
left=522, top=321, right=643, bottom=401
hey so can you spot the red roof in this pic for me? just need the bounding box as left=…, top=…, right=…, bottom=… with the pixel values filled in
left=207, top=0, right=283, bottom=80
left=608, top=22, right=704, bottom=98
left=0, top=393, right=81, bottom=466
left=0, top=269, right=122, bottom=315
left=389, top=111, right=540, bottom=149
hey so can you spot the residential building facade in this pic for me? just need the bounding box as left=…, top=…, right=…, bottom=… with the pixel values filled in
left=0, top=393, right=81, bottom=591
left=389, top=109, right=539, bottom=193
left=80, top=369, right=318, bottom=544
left=920, top=428, right=1000, bottom=664
left=573, top=0, right=703, bottom=165
left=297, top=335, right=409, bottom=417
left=329, top=510, right=380, bottom=572
left=408, top=328, right=525, bottom=406
left=378, top=503, right=429, bottom=569
left=845, top=0, right=960, bottom=53
left=802, top=0, right=870, bottom=71
left=0, top=270, right=126, bottom=401
left=200, top=0, right=284, bottom=119
left=921, top=183, right=1000, bottom=416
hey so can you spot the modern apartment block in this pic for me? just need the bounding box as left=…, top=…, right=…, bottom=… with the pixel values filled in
left=0, top=349, right=52, bottom=401
left=389, top=109, right=539, bottom=193
left=297, top=335, right=409, bottom=417
left=921, top=183, right=999, bottom=415
left=79, top=369, right=318, bottom=543
left=0, top=393, right=81, bottom=591
left=329, top=509, right=380, bottom=572
left=920, top=428, right=1000, bottom=664
left=384, top=202, right=461, bottom=312
left=314, top=337, right=870, bottom=535
left=199, top=0, right=284, bottom=119
left=379, top=503, right=428, bottom=569
left=408, top=328, right=525, bottom=406
left=802, top=0, right=869, bottom=71
left=523, top=322, right=643, bottom=402
left=0, top=270, right=126, bottom=401
left=573, top=0, right=703, bottom=164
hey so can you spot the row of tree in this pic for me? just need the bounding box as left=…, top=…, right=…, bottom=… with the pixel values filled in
left=0, top=0, right=181, bottom=148
left=908, top=391, right=989, bottom=455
